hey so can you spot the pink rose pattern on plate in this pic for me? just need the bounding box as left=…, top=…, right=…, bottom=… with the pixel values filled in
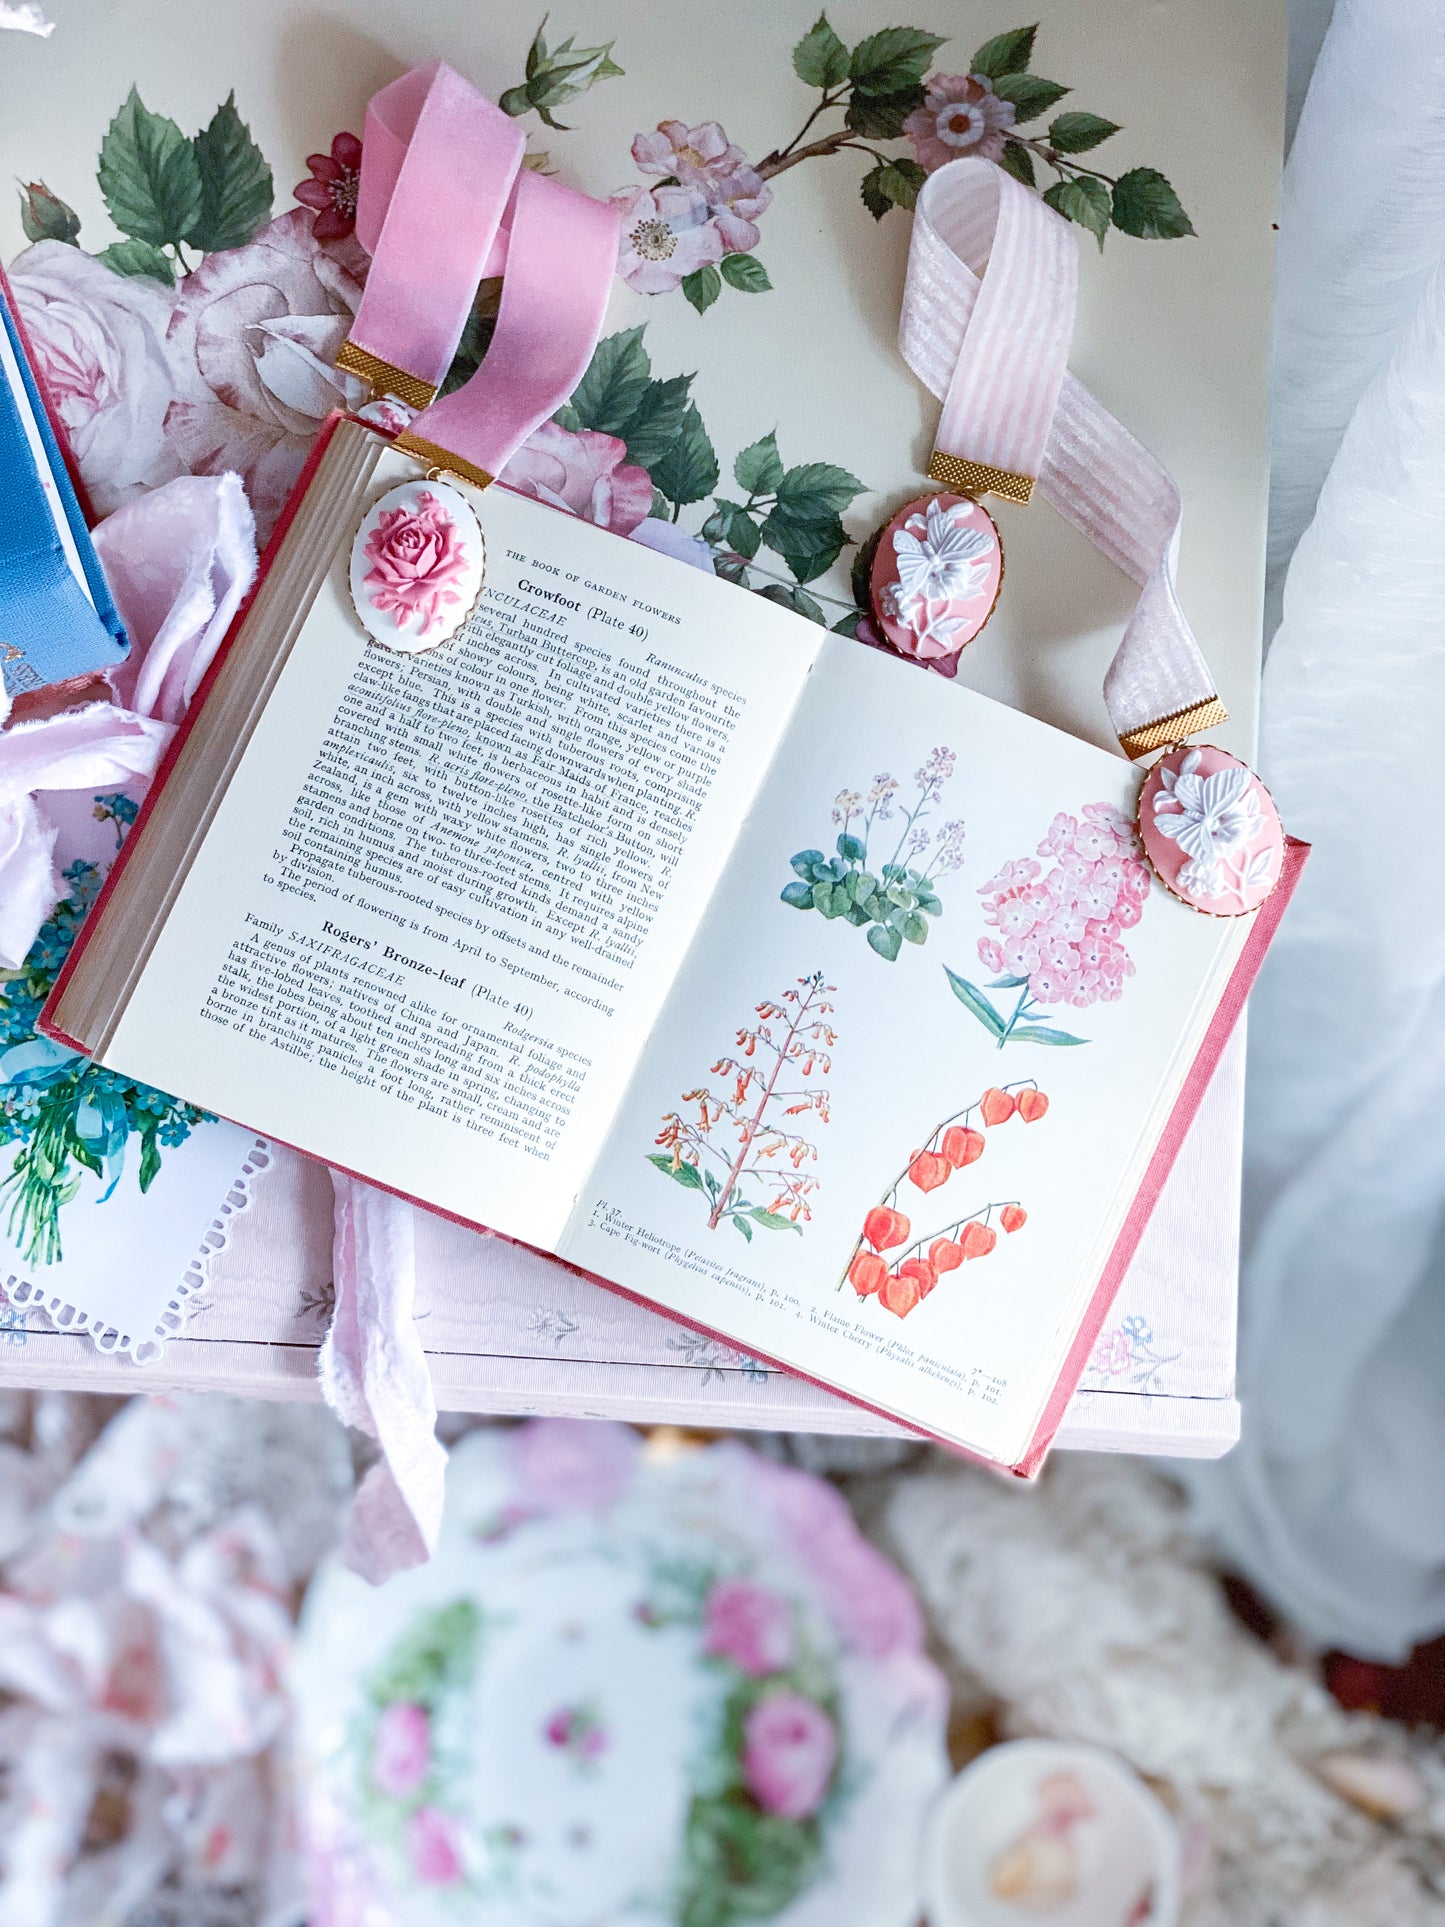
left=351, top=481, right=482, bottom=650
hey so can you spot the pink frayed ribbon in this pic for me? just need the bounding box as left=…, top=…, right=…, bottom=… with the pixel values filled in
left=0, top=472, right=257, bottom=969
left=322, top=1175, right=446, bottom=1583
left=0, top=703, right=170, bottom=968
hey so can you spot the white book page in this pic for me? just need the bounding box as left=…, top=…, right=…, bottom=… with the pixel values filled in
left=101, top=452, right=821, bottom=1248
left=563, top=638, right=1248, bottom=1462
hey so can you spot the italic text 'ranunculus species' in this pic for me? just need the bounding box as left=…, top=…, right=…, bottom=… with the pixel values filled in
left=369, top=1700, right=431, bottom=1798
left=702, top=1579, right=795, bottom=1677
left=361, top=490, right=471, bottom=634
left=741, top=1691, right=837, bottom=1821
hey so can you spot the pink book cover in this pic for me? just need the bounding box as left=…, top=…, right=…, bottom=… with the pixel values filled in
left=43, top=418, right=1304, bottom=1473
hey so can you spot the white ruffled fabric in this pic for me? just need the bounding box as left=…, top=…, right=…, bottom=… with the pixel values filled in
left=1185, top=0, right=1445, bottom=1659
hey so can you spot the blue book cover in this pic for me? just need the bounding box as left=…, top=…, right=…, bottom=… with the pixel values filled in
left=0, top=275, right=128, bottom=699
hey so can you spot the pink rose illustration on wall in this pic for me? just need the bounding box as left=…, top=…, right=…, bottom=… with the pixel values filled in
left=946, top=803, right=1152, bottom=1047
left=349, top=480, right=485, bottom=653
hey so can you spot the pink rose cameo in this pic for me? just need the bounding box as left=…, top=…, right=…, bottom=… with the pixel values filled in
left=350, top=479, right=483, bottom=651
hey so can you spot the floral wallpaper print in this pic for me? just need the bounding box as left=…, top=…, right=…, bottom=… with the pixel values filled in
left=843, top=1079, right=1045, bottom=1318
left=781, top=747, right=964, bottom=961
left=606, top=16, right=1194, bottom=316
left=651, top=972, right=836, bottom=1240
left=1087, top=1313, right=1180, bottom=1393
left=634, top=1564, right=844, bottom=1927
left=946, top=801, right=1152, bottom=1048
left=358, top=1598, right=485, bottom=1893
left=0, top=842, right=211, bottom=1266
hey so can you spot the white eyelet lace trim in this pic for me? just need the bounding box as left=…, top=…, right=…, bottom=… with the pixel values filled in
left=3, top=1138, right=270, bottom=1364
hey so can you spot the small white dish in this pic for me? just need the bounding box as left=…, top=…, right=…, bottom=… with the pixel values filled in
left=922, top=1738, right=1181, bottom=1927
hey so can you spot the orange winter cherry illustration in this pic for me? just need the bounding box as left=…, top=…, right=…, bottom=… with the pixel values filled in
left=841, top=1080, right=1046, bottom=1318
left=649, top=972, right=837, bottom=1241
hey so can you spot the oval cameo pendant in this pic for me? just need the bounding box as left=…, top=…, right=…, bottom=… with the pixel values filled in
left=869, top=492, right=1003, bottom=665
left=349, top=478, right=486, bottom=654
left=1137, top=744, right=1286, bottom=916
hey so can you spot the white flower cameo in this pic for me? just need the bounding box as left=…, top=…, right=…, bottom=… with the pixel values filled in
left=1151, top=747, right=1263, bottom=899
left=892, top=497, right=992, bottom=624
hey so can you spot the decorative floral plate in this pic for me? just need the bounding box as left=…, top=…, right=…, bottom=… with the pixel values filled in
left=295, top=1421, right=948, bottom=1926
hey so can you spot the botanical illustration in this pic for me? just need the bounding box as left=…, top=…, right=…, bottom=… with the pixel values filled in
left=781, top=749, right=964, bottom=961
left=946, top=802, right=1151, bottom=1048
left=650, top=974, right=836, bottom=1241
left=9, top=18, right=1194, bottom=634
left=0, top=838, right=212, bottom=1267
left=606, top=16, right=1194, bottom=316
left=357, top=1598, right=485, bottom=1891
left=544, top=1700, right=609, bottom=1774
left=634, top=1562, right=843, bottom=1927
left=843, top=1080, right=1047, bottom=1319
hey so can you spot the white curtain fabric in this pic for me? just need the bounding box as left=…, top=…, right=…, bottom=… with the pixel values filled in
left=1183, top=0, right=1445, bottom=1660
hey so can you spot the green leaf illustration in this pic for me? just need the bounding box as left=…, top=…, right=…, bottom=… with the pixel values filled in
left=836, top=833, right=866, bottom=863
left=682, top=264, right=722, bottom=314
left=944, top=965, right=1006, bottom=1037
left=98, top=87, right=203, bottom=248
left=732, top=1213, right=754, bottom=1241
left=844, top=88, right=925, bottom=141
left=506, top=22, right=623, bottom=129
left=971, top=25, right=1037, bottom=78
left=860, top=157, right=926, bottom=218
left=18, top=181, right=80, bottom=245
left=647, top=1152, right=705, bottom=1189
left=1044, top=176, right=1110, bottom=248
left=776, top=461, right=865, bottom=516
left=96, top=238, right=175, bottom=283
left=1111, top=166, right=1195, bottom=239
left=705, top=499, right=762, bottom=557
left=759, top=582, right=827, bottom=624
left=186, top=93, right=272, bottom=252
left=621, top=372, right=695, bottom=470
left=781, top=881, right=814, bottom=908
left=1007, top=1023, right=1088, bottom=1046
left=719, top=252, right=772, bottom=292
left=998, top=140, right=1036, bottom=187
left=1047, top=110, right=1120, bottom=153
left=749, top=1208, right=804, bottom=1233
left=568, top=326, right=654, bottom=436
left=793, top=12, right=850, bottom=89
left=901, top=911, right=930, bottom=945
left=734, top=430, right=784, bottom=496
left=651, top=402, right=720, bottom=505
left=867, top=922, right=903, bottom=963
left=790, top=849, right=825, bottom=876
left=990, top=72, right=1070, bottom=124
left=848, top=26, right=946, bottom=95
left=137, top=1124, right=161, bottom=1193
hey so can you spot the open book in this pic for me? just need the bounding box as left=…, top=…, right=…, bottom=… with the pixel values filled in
left=45, top=418, right=1295, bottom=1469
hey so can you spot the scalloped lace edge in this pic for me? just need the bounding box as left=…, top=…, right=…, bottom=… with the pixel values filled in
left=4, top=1138, right=272, bottom=1366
